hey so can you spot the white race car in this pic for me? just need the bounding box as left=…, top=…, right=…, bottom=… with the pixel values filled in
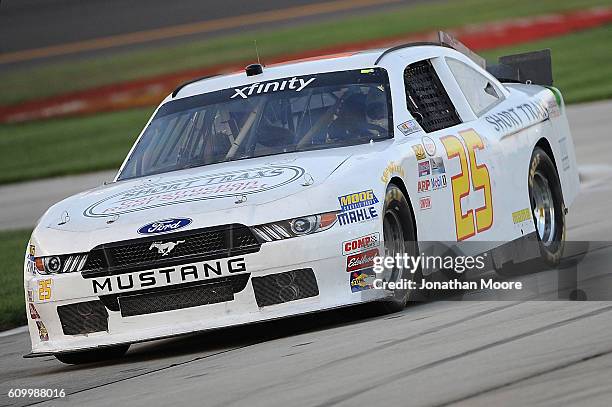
left=24, top=33, right=579, bottom=364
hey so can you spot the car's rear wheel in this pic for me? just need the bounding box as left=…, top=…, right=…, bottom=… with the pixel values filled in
left=375, top=184, right=420, bottom=313
left=529, top=146, right=566, bottom=265
left=55, top=344, right=130, bottom=365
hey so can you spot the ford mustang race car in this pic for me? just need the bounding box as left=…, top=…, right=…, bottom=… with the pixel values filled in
left=23, top=33, right=579, bottom=364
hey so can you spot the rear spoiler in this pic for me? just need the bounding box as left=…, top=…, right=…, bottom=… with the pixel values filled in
left=438, top=31, right=553, bottom=86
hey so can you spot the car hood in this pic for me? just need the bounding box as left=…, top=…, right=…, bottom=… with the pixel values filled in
left=41, top=149, right=355, bottom=234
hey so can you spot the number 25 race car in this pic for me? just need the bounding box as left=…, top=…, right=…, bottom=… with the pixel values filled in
left=24, top=32, right=579, bottom=364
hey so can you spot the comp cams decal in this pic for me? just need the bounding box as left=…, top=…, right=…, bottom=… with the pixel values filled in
left=84, top=165, right=304, bottom=217
left=342, top=232, right=380, bottom=255
left=337, top=190, right=379, bottom=226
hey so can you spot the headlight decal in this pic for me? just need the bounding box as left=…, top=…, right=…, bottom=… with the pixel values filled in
left=252, top=211, right=339, bottom=242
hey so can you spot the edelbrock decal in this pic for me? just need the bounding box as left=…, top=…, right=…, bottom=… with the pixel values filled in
left=138, top=218, right=192, bottom=235
left=84, top=165, right=305, bottom=217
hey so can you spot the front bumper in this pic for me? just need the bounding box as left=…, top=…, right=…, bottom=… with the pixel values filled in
left=25, top=222, right=389, bottom=355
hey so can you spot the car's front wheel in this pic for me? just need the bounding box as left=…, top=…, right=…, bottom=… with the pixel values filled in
left=55, top=344, right=130, bottom=365
left=375, top=184, right=420, bottom=313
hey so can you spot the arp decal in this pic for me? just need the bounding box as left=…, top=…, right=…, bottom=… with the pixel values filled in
left=342, top=233, right=380, bottom=256
left=417, top=175, right=447, bottom=193
left=337, top=190, right=379, bottom=226
left=397, top=119, right=421, bottom=136
left=441, top=129, right=493, bottom=241
left=411, top=144, right=427, bottom=161
left=91, top=257, right=247, bottom=295
left=84, top=165, right=304, bottom=217
left=38, top=279, right=52, bottom=301
left=350, top=269, right=376, bottom=292
left=138, top=218, right=192, bottom=235
left=346, top=248, right=379, bottom=272
left=381, top=162, right=405, bottom=183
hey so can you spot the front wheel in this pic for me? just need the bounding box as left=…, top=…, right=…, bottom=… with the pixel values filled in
left=375, top=184, right=420, bottom=314
left=529, top=147, right=566, bottom=265
left=55, top=344, right=130, bottom=365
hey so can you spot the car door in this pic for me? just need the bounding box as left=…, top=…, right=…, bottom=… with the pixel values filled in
left=400, top=56, right=510, bottom=244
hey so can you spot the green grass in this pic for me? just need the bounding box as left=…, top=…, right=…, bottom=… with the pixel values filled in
left=1, top=0, right=610, bottom=106
left=481, top=25, right=612, bottom=104
left=0, top=108, right=152, bottom=184
left=0, top=229, right=31, bottom=331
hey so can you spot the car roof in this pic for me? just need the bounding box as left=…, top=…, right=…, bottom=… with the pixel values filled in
left=171, top=43, right=452, bottom=100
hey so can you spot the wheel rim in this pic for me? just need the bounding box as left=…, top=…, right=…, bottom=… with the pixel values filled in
left=383, top=209, right=405, bottom=282
left=531, top=170, right=556, bottom=246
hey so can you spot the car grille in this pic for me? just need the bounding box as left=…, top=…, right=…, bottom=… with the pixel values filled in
left=57, top=300, right=108, bottom=335
left=98, top=273, right=251, bottom=315
left=251, top=269, right=319, bottom=307
left=82, top=224, right=260, bottom=277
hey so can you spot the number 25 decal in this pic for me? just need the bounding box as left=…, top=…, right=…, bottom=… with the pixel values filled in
left=441, top=129, right=493, bottom=241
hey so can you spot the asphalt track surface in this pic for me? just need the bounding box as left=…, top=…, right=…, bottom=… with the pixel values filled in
left=1, top=100, right=612, bottom=406
left=0, top=0, right=418, bottom=68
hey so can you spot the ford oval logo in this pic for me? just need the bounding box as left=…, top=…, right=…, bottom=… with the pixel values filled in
left=138, top=218, right=192, bottom=235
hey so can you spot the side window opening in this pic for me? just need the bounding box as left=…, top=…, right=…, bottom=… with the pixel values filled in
left=403, top=59, right=461, bottom=133
left=447, top=58, right=502, bottom=116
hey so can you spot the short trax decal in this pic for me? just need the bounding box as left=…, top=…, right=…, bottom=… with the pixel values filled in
left=84, top=165, right=304, bottom=217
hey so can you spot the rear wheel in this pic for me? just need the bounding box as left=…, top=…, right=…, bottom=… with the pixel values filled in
left=55, top=344, right=130, bottom=365
left=529, top=147, right=566, bottom=265
left=375, top=184, right=420, bottom=313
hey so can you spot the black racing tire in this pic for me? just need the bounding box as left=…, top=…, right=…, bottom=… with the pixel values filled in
left=55, top=344, right=130, bottom=365
left=374, top=184, right=420, bottom=314
left=529, top=147, right=566, bottom=266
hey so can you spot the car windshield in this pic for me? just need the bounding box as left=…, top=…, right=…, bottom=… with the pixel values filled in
left=118, top=68, right=392, bottom=180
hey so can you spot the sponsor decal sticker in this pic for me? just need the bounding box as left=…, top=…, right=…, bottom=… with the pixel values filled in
left=484, top=99, right=550, bottom=133
left=36, top=321, right=49, bottom=341
left=411, top=144, right=427, bottom=161
left=91, top=257, right=247, bottom=295
left=138, top=218, right=192, bottom=235
left=419, top=196, right=432, bottom=210
left=337, top=207, right=377, bottom=226
left=429, top=157, right=446, bottom=175
left=342, top=233, right=380, bottom=255
left=422, top=136, right=436, bottom=156
left=338, top=190, right=379, bottom=211
left=418, top=161, right=431, bottom=177
left=350, top=269, right=376, bottom=292
left=27, top=290, right=34, bottom=303
left=346, top=248, right=379, bottom=272
left=512, top=208, right=532, bottom=224
left=231, top=77, right=316, bottom=99
left=397, top=119, right=421, bottom=136
left=381, top=162, right=405, bottom=183
left=417, top=175, right=447, bottom=193
left=29, top=303, right=40, bottom=320
left=38, top=279, right=52, bottom=301
left=559, top=137, right=570, bottom=170
left=85, top=165, right=305, bottom=217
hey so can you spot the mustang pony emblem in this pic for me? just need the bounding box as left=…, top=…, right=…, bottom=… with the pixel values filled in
left=149, top=240, right=185, bottom=256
